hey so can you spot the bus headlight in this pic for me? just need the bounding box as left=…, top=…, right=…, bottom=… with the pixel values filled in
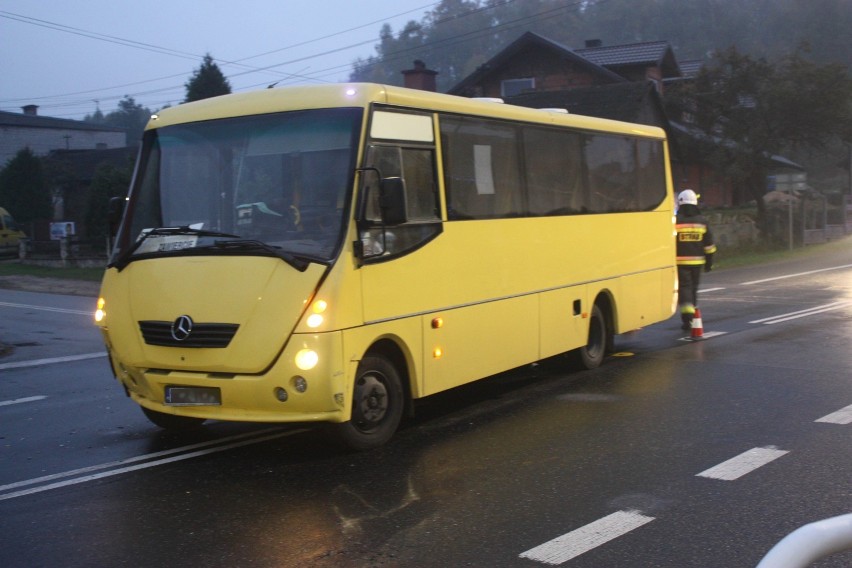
left=295, top=349, right=319, bottom=371
left=95, top=298, right=106, bottom=323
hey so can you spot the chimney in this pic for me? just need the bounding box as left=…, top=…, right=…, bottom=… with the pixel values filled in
left=585, top=39, right=603, bottom=48
left=22, top=104, right=39, bottom=116
left=402, top=60, right=438, bottom=92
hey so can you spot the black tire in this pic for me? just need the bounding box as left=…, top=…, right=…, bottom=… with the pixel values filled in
left=332, top=355, right=404, bottom=451
left=571, top=303, right=609, bottom=370
left=141, top=406, right=206, bottom=431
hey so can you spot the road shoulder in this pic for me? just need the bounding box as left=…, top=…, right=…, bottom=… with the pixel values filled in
left=0, top=275, right=100, bottom=297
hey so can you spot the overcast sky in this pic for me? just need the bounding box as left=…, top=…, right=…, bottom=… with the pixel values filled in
left=0, top=1, right=439, bottom=120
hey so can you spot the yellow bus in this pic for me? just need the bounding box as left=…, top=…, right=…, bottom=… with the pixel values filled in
left=95, top=83, right=676, bottom=449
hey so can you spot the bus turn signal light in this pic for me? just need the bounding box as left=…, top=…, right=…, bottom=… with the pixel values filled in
left=95, top=298, right=106, bottom=323
left=306, top=300, right=328, bottom=328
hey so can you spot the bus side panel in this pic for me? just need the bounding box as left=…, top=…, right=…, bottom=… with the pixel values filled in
left=539, top=285, right=589, bottom=360
left=421, top=294, right=538, bottom=396
left=615, top=269, right=672, bottom=332
left=361, top=219, right=556, bottom=323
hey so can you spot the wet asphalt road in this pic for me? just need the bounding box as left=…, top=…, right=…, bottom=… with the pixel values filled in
left=1, top=242, right=850, bottom=567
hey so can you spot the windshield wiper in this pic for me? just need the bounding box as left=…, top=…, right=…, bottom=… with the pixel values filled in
left=209, top=239, right=311, bottom=272
left=109, top=226, right=241, bottom=271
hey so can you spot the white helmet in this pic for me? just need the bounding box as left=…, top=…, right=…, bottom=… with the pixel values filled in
left=677, top=189, right=698, bottom=206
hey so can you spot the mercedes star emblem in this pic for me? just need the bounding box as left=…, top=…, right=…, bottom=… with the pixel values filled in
left=171, top=315, right=194, bottom=341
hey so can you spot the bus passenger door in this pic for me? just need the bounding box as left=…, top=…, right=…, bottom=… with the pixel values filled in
left=357, top=139, right=443, bottom=394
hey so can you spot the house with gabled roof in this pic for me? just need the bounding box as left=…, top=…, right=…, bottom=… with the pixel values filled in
left=575, top=39, right=682, bottom=94
left=0, top=105, right=127, bottom=167
left=0, top=106, right=130, bottom=242
left=449, top=32, right=628, bottom=100
left=446, top=32, right=677, bottom=136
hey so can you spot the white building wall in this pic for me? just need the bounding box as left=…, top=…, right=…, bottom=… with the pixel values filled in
left=0, top=125, right=127, bottom=166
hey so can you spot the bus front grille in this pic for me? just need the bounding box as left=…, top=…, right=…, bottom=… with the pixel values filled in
left=138, top=321, right=239, bottom=348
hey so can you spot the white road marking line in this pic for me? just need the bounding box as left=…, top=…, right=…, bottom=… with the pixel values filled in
left=696, top=447, right=789, bottom=481
left=0, top=395, right=47, bottom=407
left=815, top=404, right=852, bottom=425
left=0, top=352, right=107, bottom=371
left=519, top=510, right=655, bottom=565
left=0, top=301, right=92, bottom=316
left=698, top=287, right=726, bottom=293
left=748, top=302, right=851, bottom=325
left=0, top=427, right=304, bottom=501
left=0, top=426, right=286, bottom=492
left=740, top=263, right=852, bottom=285
left=678, top=331, right=728, bottom=341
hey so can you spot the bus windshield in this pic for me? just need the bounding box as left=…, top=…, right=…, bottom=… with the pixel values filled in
left=111, top=108, right=362, bottom=269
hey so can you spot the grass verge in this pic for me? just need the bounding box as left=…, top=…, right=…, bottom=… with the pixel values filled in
left=714, top=234, right=852, bottom=270
left=0, top=261, right=104, bottom=281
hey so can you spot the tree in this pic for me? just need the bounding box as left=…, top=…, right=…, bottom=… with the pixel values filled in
left=669, top=46, right=852, bottom=229
left=350, top=0, right=852, bottom=94
left=0, top=148, right=52, bottom=225
left=184, top=53, right=232, bottom=103
left=350, top=0, right=504, bottom=91
left=84, top=107, right=106, bottom=124
left=105, top=96, right=151, bottom=145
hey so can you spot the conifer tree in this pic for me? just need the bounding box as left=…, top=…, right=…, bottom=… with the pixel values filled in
left=184, top=53, right=232, bottom=103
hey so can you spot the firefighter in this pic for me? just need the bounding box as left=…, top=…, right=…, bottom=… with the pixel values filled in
left=676, top=189, right=716, bottom=330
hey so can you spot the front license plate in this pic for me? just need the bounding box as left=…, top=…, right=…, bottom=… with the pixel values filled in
left=164, top=386, right=221, bottom=406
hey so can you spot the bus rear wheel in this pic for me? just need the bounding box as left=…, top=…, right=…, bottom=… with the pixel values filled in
left=571, top=304, right=609, bottom=370
left=333, top=355, right=404, bottom=451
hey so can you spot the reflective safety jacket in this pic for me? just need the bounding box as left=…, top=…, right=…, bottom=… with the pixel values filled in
left=676, top=208, right=716, bottom=266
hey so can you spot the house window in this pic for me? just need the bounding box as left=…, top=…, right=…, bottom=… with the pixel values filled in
left=501, top=78, right=534, bottom=97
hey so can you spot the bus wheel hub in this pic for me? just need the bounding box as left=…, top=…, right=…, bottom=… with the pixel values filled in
left=357, top=375, right=388, bottom=422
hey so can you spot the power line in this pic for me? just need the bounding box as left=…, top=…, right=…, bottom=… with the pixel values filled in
left=1, top=0, right=590, bottom=119
left=0, top=3, right=440, bottom=116
left=348, top=0, right=587, bottom=79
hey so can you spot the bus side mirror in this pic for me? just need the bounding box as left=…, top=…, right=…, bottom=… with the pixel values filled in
left=108, top=197, right=126, bottom=236
left=379, top=177, right=408, bottom=226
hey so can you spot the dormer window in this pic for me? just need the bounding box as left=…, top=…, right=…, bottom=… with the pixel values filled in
left=501, top=78, right=534, bottom=97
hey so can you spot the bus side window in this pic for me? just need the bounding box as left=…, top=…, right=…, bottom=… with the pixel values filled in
left=585, top=134, right=639, bottom=213
left=523, top=126, right=585, bottom=215
left=359, top=145, right=441, bottom=260
left=636, top=139, right=667, bottom=210
left=440, top=115, right=523, bottom=220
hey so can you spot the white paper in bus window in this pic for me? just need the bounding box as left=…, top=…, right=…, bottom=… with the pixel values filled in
left=474, top=145, right=495, bottom=195
left=371, top=111, right=434, bottom=142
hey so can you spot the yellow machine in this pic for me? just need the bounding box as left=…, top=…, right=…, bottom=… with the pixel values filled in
left=95, top=84, right=676, bottom=449
left=0, top=207, right=26, bottom=255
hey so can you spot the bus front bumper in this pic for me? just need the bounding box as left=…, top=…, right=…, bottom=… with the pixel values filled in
left=105, top=331, right=352, bottom=424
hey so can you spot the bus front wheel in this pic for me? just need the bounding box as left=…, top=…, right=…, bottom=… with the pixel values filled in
left=333, top=355, right=404, bottom=451
left=571, top=304, right=609, bottom=370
